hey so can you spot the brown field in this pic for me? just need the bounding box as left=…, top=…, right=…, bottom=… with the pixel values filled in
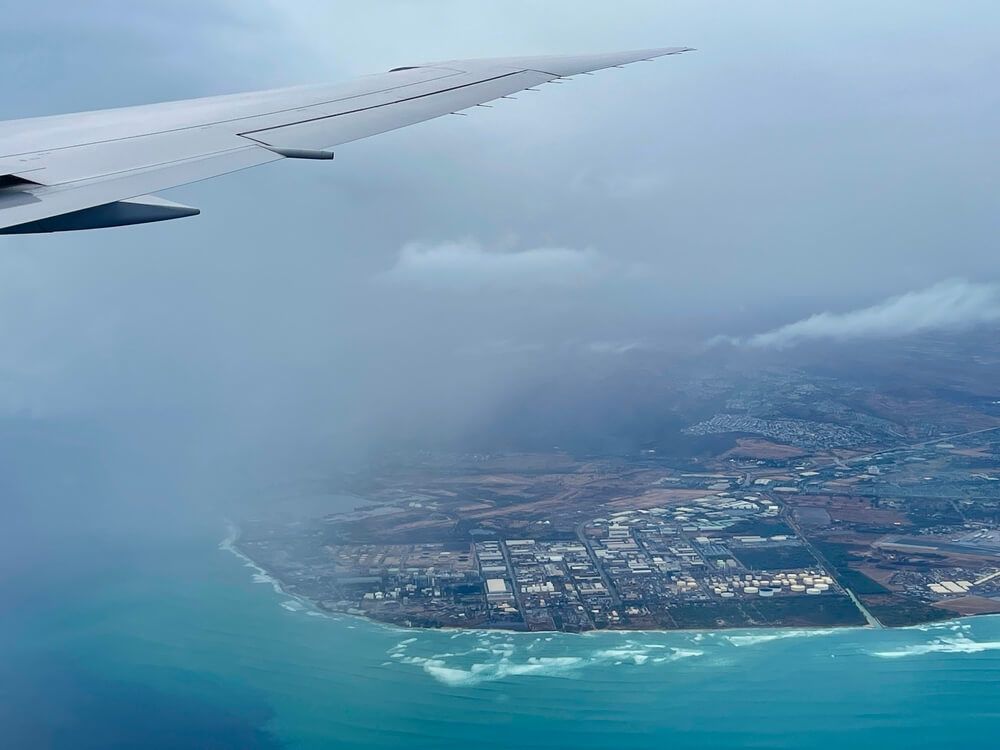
left=820, top=477, right=870, bottom=489
left=722, top=439, right=807, bottom=460
left=789, top=495, right=910, bottom=526
left=865, top=393, right=1000, bottom=433
left=933, top=596, right=1000, bottom=615
left=457, top=502, right=494, bottom=512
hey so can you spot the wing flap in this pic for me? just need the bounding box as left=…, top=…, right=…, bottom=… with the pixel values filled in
left=0, top=146, right=280, bottom=232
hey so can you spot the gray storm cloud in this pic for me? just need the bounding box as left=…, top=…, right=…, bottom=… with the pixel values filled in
left=377, top=239, right=619, bottom=291
left=721, top=279, right=1000, bottom=349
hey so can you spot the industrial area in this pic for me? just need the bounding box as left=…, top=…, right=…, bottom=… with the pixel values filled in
left=237, top=344, right=1000, bottom=631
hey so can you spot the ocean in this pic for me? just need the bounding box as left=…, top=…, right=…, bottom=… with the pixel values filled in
left=2, top=525, right=999, bottom=750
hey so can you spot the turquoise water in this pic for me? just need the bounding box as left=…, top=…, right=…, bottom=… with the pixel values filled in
left=3, top=527, right=1000, bottom=749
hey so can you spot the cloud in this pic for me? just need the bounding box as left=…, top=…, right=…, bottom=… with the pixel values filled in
left=570, top=169, right=668, bottom=200
left=584, top=340, right=656, bottom=355
left=719, top=279, right=1000, bottom=349
left=376, top=239, right=622, bottom=291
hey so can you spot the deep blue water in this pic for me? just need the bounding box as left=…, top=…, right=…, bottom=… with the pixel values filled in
left=2, top=527, right=999, bottom=749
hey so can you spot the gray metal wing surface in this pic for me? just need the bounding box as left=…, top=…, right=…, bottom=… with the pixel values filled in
left=0, top=47, right=691, bottom=234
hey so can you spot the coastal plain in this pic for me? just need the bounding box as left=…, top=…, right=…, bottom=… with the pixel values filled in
left=237, top=337, right=1000, bottom=633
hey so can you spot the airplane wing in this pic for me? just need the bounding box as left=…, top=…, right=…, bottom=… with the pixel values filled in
left=0, top=47, right=691, bottom=235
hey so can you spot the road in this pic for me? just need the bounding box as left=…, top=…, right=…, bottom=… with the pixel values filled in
left=575, top=521, right=623, bottom=610
left=781, top=501, right=884, bottom=628
left=498, top=539, right=529, bottom=620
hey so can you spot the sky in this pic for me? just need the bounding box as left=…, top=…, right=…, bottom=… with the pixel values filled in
left=1, top=1, right=999, bottom=535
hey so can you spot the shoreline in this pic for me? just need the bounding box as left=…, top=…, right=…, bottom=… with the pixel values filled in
left=219, top=521, right=324, bottom=615
left=220, top=524, right=996, bottom=638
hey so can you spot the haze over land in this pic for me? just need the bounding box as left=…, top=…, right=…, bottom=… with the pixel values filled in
left=1, top=1, right=1000, bottom=552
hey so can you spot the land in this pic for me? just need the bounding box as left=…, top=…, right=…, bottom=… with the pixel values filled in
left=237, top=334, right=1000, bottom=631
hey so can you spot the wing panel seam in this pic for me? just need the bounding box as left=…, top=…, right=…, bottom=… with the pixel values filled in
left=236, top=71, right=533, bottom=139
left=21, top=144, right=266, bottom=195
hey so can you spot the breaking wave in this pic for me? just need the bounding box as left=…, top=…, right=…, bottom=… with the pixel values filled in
left=724, top=629, right=839, bottom=647
left=402, top=655, right=587, bottom=687
left=220, top=525, right=285, bottom=597
left=872, top=635, right=1000, bottom=659
left=386, top=636, right=706, bottom=687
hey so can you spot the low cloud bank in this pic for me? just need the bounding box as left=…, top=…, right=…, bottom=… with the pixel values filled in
left=377, top=239, right=620, bottom=291
left=719, top=279, right=1000, bottom=349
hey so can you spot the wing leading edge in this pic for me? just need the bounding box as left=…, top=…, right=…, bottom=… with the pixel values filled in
left=0, top=47, right=692, bottom=234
